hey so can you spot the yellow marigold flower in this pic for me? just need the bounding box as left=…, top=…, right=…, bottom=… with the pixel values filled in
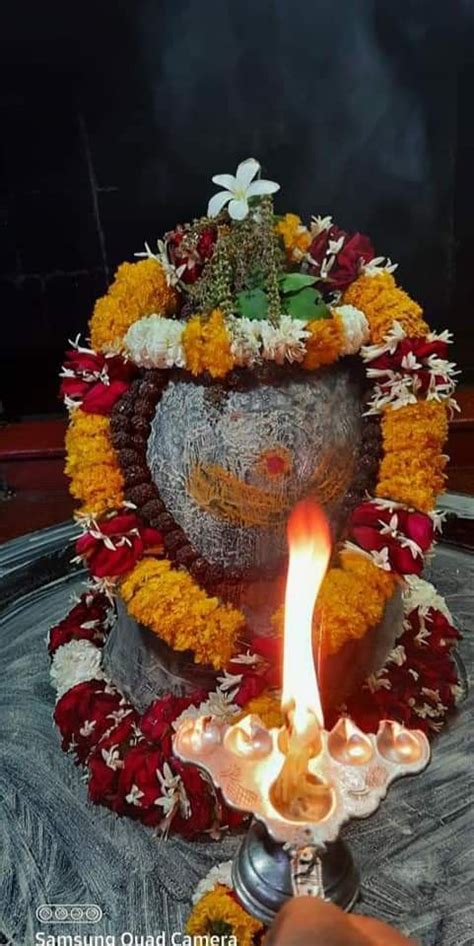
left=342, top=273, right=428, bottom=343
left=303, top=315, right=343, bottom=370
left=186, top=886, right=262, bottom=946
left=65, top=410, right=124, bottom=516
left=237, top=692, right=282, bottom=729
left=272, top=550, right=395, bottom=656
left=376, top=401, right=448, bottom=511
left=316, top=554, right=396, bottom=656
left=182, top=308, right=234, bottom=378
left=275, top=213, right=311, bottom=261
left=120, top=559, right=245, bottom=668
left=89, top=259, right=178, bottom=351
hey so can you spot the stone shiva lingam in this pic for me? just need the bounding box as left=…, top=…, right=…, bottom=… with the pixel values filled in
left=174, top=500, right=430, bottom=922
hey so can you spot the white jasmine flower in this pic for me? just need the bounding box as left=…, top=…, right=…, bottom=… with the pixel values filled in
left=155, top=763, right=191, bottom=819
left=125, top=784, right=145, bottom=807
left=403, top=576, right=453, bottom=624
left=217, top=670, right=243, bottom=694
left=101, top=745, right=123, bottom=771
left=135, top=240, right=186, bottom=287
left=208, top=158, right=279, bottom=221
left=227, top=316, right=262, bottom=367
left=124, top=315, right=185, bottom=369
left=260, top=316, right=310, bottom=365
left=387, top=645, right=407, bottom=668
left=361, top=256, right=398, bottom=276
left=205, top=689, right=241, bottom=721
left=334, top=305, right=370, bottom=355
left=310, top=215, right=333, bottom=236
left=50, top=640, right=104, bottom=700
left=192, top=862, right=234, bottom=904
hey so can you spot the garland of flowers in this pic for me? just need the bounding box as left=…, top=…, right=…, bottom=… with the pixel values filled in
left=52, top=158, right=461, bottom=837
left=48, top=572, right=460, bottom=839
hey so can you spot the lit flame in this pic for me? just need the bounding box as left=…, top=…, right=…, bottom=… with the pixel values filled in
left=282, top=499, right=331, bottom=733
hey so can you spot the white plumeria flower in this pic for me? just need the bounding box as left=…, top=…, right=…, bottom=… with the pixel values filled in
left=207, top=157, right=279, bottom=220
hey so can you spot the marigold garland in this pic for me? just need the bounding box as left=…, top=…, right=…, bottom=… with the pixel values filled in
left=185, top=886, right=263, bottom=946
left=376, top=401, right=449, bottom=512
left=182, top=308, right=234, bottom=378
left=303, top=314, right=344, bottom=370
left=342, top=272, right=429, bottom=343
left=273, top=551, right=396, bottom=656
left=89, top=259, right=178, bottom=352
left=120, top=559, right=245, bottom=669
left=275, top=212, right=311, bottom=261
left=65, top=410, right=124, bottom=516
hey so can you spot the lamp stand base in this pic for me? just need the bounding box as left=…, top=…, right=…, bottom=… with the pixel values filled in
left=232, top=820, right=359, bottom=925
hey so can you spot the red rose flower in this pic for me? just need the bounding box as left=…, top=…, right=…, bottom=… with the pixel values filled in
left=88, top=712, right=142, bottom=809
left=140, top=691, right=206, bottom=754
left=233, top=672, right=267, bottom=707
left=54, top=680, right=123, bottom=761
left=49, top=621, right=105, bottom=656
left=166, top=225, right=217, bottom=285
left=308, top=225, right=374, bottom=293
left=75, top=513, right=163, bottom=578
left=349, top=501, right=434, bottom=576
left=117, top=743, right=167, bottom=825
left=169, top=759, right=216, bottom=837
left=60, top=347, right=136, bottom=415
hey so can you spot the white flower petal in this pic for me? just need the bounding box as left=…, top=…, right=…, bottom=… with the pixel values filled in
left=246, top=179, right=280, bottom=198
left=211, top=173, right=237, bottom=190
left=235, top=157, right=260, bottom=189
left=207, top=190, right=232, bottom=218
left=228, top=198, right=249, bottom=220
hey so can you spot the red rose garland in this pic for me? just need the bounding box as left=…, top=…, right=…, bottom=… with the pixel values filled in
left=49, top=578, right=460, bottom=837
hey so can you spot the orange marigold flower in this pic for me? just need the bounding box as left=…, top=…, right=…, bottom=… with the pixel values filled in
left=342, top=273, right=428, bottom=343
left=182, top=308, right=234, bottom=378
left=186, top=886, right=262, bottom=946
left=376, top=401, right=449, bottom=511
left=89, top=259, right=178, bottom=352
left=275, top=213, right=311, bottom=261
left=237, top=692, right=282, bottom=729
left=271, top=550, right=395, bottom=657
left=302, top=315, right=344, bottom=370
left=120, top=559, right=245, bottom=668
left=65, top=410, right=124, bottom=516
left=316, top=553, right=396, bottom=656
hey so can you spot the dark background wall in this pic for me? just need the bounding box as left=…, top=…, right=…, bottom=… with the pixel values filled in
left=1, top=0, right=473, bottom=418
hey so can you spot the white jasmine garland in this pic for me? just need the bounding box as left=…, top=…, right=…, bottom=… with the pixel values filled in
left=227, top=315, right=262, bottom=367
left=260, top=315, right=310, bottom=365
left=124, top=315, right=185, bottom=369
left=334, top=305, right=370, bottom=355
left=50, top=639, right=104, bottom=700
left=192, top=861, right=234, bottom=904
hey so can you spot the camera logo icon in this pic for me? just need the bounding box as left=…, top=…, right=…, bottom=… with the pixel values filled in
left=36, top=904, right=103, bottom=923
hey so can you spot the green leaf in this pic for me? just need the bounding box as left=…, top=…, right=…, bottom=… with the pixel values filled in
left=285, top=287, right=331, bottom=320
left=236, top=288, right=269, bottom=320
left=279, top=273, right=317, bottom=293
